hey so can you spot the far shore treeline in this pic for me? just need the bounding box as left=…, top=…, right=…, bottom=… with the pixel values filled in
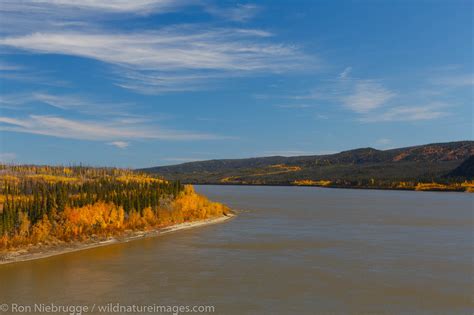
left=140, top=141, right=474, bottom=192
left=0, top=165, right=230, bottom=251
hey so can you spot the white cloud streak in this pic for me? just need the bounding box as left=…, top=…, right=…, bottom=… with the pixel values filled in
left=1, top=0, right=258, bottom=21
left=0, top=61, right=23, bottom=71
left=290, top=78, right=396, bottom=113
left=0, top=0, right=263, bottom=38
left=107, top=141, right=129, bottom=149
left=0, top=0, right=187, bottom=27
left=204, top=3, right=261, bottom=22
left=0, top=61, right=70, bottom=86
left=0, top=29, right=298, bottom=71
left=32, top=92, right=88, bottom=109
left=0, top=0, right=313, bottom=93
left=276, top=104, right=312, bottom=109
left=342, top=81, right=396, bottom=113
left=338, top=66, right=352, bottom=79
left=287, top=67, right=456, bottom=123
left=360, top=104, right=447, bottom=122
left=0, top=28, right=309, bottom=93
left=27, top=0, right=182, bottom=13
left=376, top=138, right=391, bottom=145
left=430, top=74, right=474, bottom=87
left=0, top=92, right=131, bottom=115
left=0, top=114, right=228, bottom=141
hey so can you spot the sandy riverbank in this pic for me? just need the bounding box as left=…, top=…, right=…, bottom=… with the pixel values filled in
left=0, top=213, right=235, bottom=266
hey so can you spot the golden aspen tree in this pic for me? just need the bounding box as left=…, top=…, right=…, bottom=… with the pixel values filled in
left=31, top=214, right=52, bottom=243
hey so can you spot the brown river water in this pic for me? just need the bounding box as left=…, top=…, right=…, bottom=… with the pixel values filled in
left=0, top=185, right=473, bottom=314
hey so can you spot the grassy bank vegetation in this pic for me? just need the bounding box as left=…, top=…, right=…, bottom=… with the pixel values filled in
left=292, top=178, right=474, bottom=192
left=0, top=165, right=230, bottom=252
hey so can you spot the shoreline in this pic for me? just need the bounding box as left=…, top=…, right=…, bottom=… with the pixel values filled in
left=0, top=214, right=235, bottom=266
left=192, top=183, right=472, bottom=193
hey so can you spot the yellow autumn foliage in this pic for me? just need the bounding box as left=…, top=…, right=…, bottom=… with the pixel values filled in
left=127, top=210, right=145, bottom=230
left=269, top=164, right=302, bottom=171
left=460, top=181, right=474, bottom=191
left=0, top=183, right=230, bottom=250
left=26, top=174, right=79, bottom=183
left=31, top=214, right=52, bottom=244
left=0, top=194, right=33, bottom=204
left=415, top=182, right=452, bottom=191
left=116, top=175, right=165, bottom=184
left=173, top=185, right=230, bottom=221
left=0, top=175, right=20, bottom=183
left=0, top=234, right=8, bottom=249
left=60, top=202, right=125, bottom=239
left=293, top=179, right=332, bottom=186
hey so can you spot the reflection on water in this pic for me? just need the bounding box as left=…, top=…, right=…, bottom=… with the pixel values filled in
left=1, top=185, right=473, bottom=314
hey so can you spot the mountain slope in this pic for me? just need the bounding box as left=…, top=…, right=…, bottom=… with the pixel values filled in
left=139, top=141, right=474, bottom=186
left=447, top=155, right=474, bottom=180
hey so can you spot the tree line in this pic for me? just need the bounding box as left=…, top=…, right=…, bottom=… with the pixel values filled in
left=0, top=165, right=230, bottom=250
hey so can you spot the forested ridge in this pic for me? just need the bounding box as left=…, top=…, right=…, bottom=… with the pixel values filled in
left=140, top=141, right=474, bottom=191
left=0, top=165, right=230, bottom=251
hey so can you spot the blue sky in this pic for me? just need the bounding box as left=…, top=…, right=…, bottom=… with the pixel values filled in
left=0, top=0, right=472, bottom=168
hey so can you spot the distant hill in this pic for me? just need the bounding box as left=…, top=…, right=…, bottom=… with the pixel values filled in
left=447, top=155, right=474, bottom=180
left=139, top=141, right=474, bottom=187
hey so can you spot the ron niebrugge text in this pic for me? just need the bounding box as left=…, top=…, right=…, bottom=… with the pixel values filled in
left=2, top=303, right=216, bottom=314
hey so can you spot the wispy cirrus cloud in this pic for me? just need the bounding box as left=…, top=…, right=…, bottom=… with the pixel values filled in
left=0, top=0, right=189, bottom=34
left=0, top=28, right=287, bottom=71
left=204, top=3, right=261, bottom=22
left=0, top=27, right=310, bottom=93
left=114, top=69, right=221, bottom=94
left=315, top=114, right=328, bottom=120
left=0, top=0, right=313, bottom=93
left=0, top=61, right=23, bottom=71
left=0, top=114, right=229, bottom=142
left=0, top=0, right=264, bottom=39
left=287, top=66, right=454, bottom=123
left=1, top=0, right=259, bottom=21
left=291, top=77, right=396, bottom=113
left=342, top=81, right=396, bottom=113
left=338, top=66, right=352, bottom=79
left=429, top=74, right=474, bottom=87
left=32, top=92, right=101, bottom=111
left=376, top=138, right=391, bottom=145
left=0, top=61, right=70, bottom=87
left=359, top=104, right=448, bottom=123
left=0, top=92, right=131, bottom=115
left=275, top=104, right=312, bottom=109
left=107, top=141, right=129, bottom=149
left=0, top=90, right=226, bottom=146
left=24, top=0, right=184, bottom=13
